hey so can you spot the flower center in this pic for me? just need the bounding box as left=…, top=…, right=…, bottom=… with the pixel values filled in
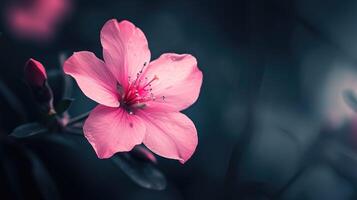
left=117, top=63, right=163, bottom=115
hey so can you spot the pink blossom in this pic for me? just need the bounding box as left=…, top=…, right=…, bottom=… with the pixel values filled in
left=5, top=0, right=71, bottom=41
left=64, top=19, right=202, bottom=163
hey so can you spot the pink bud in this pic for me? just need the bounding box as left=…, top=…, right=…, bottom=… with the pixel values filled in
left=24, top=58, right=54, bottom=115
left=24, top=58, right=47, bottom=87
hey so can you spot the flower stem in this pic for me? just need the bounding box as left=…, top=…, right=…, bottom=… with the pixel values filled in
left=67, top=111, right=90, bottom=126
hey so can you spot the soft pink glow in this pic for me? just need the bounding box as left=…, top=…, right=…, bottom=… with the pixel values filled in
left=5, top=0, right=71, bottom=41
left=131, top=146, right=157, bottom=164
left=64, top=19, right=202, bottom=163
left=25, top=58, right=47, bottom=87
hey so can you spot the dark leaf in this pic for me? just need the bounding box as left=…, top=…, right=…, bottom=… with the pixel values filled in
left=328, top=146, right=357, bottom=186
left=25, top=149, right=61, bottom=200
left=0, top=141, right=27, bottom=199
left=0, top=79, right=27, bottom=120
left=47, top=69, right=65, bottom=106
left=0, top=137, right=60, bottom=200
left=10, top=123, right=47, bottom=138
left=55, top=98, right=74, bottom=114
left=343, top=90, right=357, bottom=112
left=64, top=127, right=84, bottom=136
left=130, top=146, right=157, bottom=164
left=111, top=153, right=167, bottom=190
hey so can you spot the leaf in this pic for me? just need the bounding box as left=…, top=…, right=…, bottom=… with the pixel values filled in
left=111, top=153, right=167, bottom=190
left=130, top=146, right=157, bottom=164
left=0, top=79, right=27, bottom=120
left=0, top=137, right=60, bottom=199
left=10, top=123, right=47, bottom=138
left=54, top=98, right=74, bottom=114
left=343, top=90, right=357, bottom=112
left=328, top=146, right=357, bottom=185
left=25, top=149, right=61, bottom=200
left=0, top=143, right=26, bottom=199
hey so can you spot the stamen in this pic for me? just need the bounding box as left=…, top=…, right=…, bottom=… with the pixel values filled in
left=143, top=75, right=159, bottom=89
left=119, top=64, right=165, bottom=115
left=139, top=62, right=147, bottom=74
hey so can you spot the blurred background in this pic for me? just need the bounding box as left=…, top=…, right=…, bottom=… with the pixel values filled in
left=1, top=0, right=357, bottom=199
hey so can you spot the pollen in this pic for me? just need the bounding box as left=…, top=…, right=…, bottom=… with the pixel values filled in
left=118, top=63, right=165, bottom=114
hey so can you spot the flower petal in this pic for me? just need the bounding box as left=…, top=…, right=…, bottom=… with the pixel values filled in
left=139, top=111, right=198, bottom=163
left=144, top=53, right=203, bottom=112
left=84, top=105, right=146, bottom=159
left=64, top=51, right=119, bottom=107
left=100, top=19, right=151, bottom=88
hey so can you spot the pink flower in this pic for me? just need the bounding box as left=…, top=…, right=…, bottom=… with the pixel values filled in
left=64, top=19, right=203, bottom=163
left=5, top=0, right=71, bottom=41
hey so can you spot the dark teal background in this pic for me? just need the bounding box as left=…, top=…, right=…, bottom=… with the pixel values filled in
left=1, top=0, right=357, bottom=199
